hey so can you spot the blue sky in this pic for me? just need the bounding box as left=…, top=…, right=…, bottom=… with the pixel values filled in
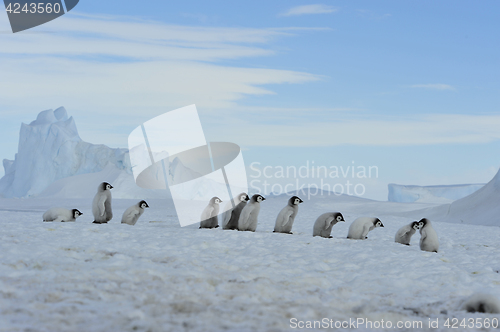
left=0, top=1, right=499, bottom=200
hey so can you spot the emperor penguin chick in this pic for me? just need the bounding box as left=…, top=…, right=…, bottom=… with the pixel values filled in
left=222, top=193, right=250, bottom=230
left=200, top=197, right=222, bottom=229
left=395, top=221, right=421, bottom=245
left=273, top=196, right=303, bottom=234
left=92, top=182, right=113, bottom=224
left=418, top=218, right=439, bottom=253
left=462, top=293, right=500, bottom=314
left=238, top=194, right=265, bottom=232
left=121, top=200, right=149, bottom=225
left=312, top=212, right=345, bottom=238
left=347, top=217, right=384, bottom=240
left=43, top=208, right=82, bottom=222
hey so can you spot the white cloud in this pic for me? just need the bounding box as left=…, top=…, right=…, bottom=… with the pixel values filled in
left=0, top=12, right=321, bottom=150
left=279, top=4, right=338, bottom=17
left=204, top=111, right=500, bottom=147
left=411, top=84, right=455, bottom=91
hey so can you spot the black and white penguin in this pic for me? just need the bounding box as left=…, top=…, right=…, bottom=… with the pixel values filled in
left=395, top=221, right=421, bottom=245
left=462, top=293, right=500, bottom=314
left=43, top=208, right=82, bottom=222
left=312, top=212, right=345, bottom=238
left=238, top=194, right=265, bottom=232
left=347, top=217, right=384, bottom=240
left=121, top=200, right=149, bottom=225
left=200, top=196, right=222, bottom=229
left=92, top=182, right=113, bottom=224
left=418, top=218, right=439, bottom=253
left=273, top=196, right=303, bottom=234
left=222, top=193, right=250, bottom=230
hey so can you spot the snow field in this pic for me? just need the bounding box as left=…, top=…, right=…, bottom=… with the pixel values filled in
left=1, top=196, right=500, bottom=331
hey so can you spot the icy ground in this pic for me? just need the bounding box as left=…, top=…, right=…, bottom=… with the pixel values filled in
left=1, top=194, right=500, bottom=332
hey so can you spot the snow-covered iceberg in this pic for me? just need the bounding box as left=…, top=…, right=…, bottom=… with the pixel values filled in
left=0, top=107, right=221, bottom=200
left=0, top=107, right=132, bottom=198
left=388, top=183, right=484, bottom=203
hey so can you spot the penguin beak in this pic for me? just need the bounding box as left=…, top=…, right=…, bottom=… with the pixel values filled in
left=299, top=199, right=303, bottom=203
left=380, top=224, right=384, bottom=227
left=110, top=185, right=114, bottom=189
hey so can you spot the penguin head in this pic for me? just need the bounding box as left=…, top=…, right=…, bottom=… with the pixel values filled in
left=334, top=212, right=345, bottom=223
left=100, top=182, right=113, bottom=191
left=251, top=194, right=265, bottom=203
left=139, top=200, right=149, bottom=209
left=411, top=221, right=421, bottom=230
left=374, top=218, right=384, bottom=227
left=418, top=218, right=429, bottom=228
left=72, top=209, right=82, bottom=219
left=211, top=197, right=222, bottom=205
left=239, top=193, right=250, bottom=202
left=289, top=196, right=303, bottom=206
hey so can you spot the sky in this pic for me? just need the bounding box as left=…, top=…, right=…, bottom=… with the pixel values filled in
left=0, top=1, right=499, bottom=200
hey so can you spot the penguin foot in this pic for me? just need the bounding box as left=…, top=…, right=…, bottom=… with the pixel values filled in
left=273, top=230, right=276, bottom=233
left=328, top=236, right=333, bottom=238
left=215, top=225, right=219, bottom=228
left=287, top=232, right=293, bottom=235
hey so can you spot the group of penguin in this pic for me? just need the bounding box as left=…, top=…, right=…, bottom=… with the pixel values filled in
left=201, top=193, right=440, bottom=253
left=42, top=182, right=149, bottom=226
left=42, top=182, right=439, bottom=253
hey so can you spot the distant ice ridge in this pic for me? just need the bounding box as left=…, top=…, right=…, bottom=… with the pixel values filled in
left=388, top=183, right=484, bottom=203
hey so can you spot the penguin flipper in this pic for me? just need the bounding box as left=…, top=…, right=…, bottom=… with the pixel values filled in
left=123, top=209, right=139, bottom=222
left=361, top=224, right=370, bottom=239
left=201, top=206, right=214, bottom=220
left=238, top=208, right=251, bottom=230
left=221, top=209, right=232, bottom=228
left=98, top=195, right=107, bottom=217
left=281, top=210, right=294, bottom=227
left=324, top=216, right=335, bottom=230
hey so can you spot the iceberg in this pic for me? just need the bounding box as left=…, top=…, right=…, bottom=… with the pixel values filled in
left=388, top=183, right=484, bottom=203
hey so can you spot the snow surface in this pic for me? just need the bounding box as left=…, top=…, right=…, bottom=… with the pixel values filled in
left=406, top=168, right=500, bottom=227
left=388, top=183, right=484, bottom=204
left=1, top=193, right=500, bottom=332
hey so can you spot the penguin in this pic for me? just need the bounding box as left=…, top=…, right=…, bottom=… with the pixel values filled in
left=462, top=293, right=500, bottom=314
left=200, top=197, right=222, bottom=229
left=273, top=196, right=303, bottom=234
left=42, top=208, right=82, bottom=222
left=312, top=212, right=345, bottom=238
left=238, top=194, right=265, bottom=232
left=92, top=182, right=113, bottom=224
left=347, top=217, right=384, bottom=240
left=222, top=193, right=250, bottom=230
left=121, top=200, right=149, bottom=225
left=394, top=221, right=421, bottom=245
left=418, top=218, right=439, bottom=253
